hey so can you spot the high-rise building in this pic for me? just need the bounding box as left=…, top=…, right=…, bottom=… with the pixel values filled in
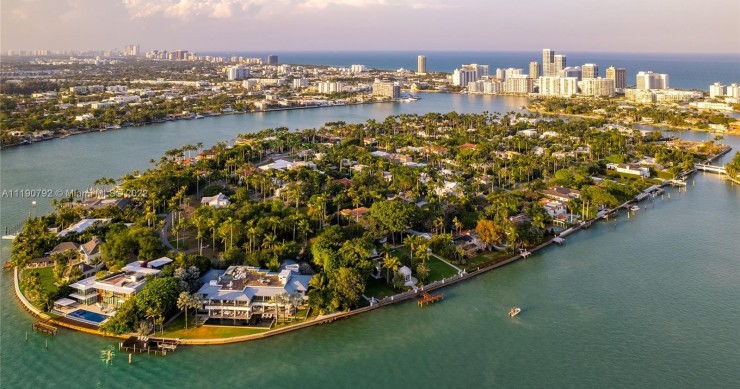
left=293, top=78, right=309, bottom=89
left=504, top=68, right=523, bottom=79
left=709, top=82, right=726, bottom=98
left=372, top=81, right=401, bottom=99
left=452, top=68, right=477, bottom=87
left=227, top=66, right=249, bottom=80
left=539, top=77, right=579, bottom=97
left=554, top=54, right=567, bottom=76
left=726, top=83, right=740, bottom=98
left=124, top=44, right=140, bottom=57
left=266, top=55, right=278, bottom=65
left=636, top=71, right=669, bottom=90
left=317, top=81, right=343, bottom=94
left=504, top=75, right=534, bottom=94
left=581, top=78, right=615, bottom=97
left=605, top=66, right=626, bottom=91
left=561, top=67, right=581, bottom=80
left=417, top=55, right=427, bottom=74
left=350, top=64, right=367, bottom=73
left=529, top=61, right=540, bottom=79
left=582, top=63, right=599, bottom=79
left=542, top=49, right=555, bottom=77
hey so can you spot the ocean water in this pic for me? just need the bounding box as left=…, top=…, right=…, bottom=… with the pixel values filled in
left=206, top=51, right=740, bottom=90
left=1, top=94, right=739, bottom=388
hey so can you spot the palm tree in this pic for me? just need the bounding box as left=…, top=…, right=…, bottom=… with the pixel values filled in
left=262, top=233, right=277, bottom=250
left=382, top=253, right=401, bottom=284
left=177, top=292, right=195, bottom=330
left=452, top=216, right=463, bottom=236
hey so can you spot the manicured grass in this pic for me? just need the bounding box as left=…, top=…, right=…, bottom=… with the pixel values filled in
left=364, top=276, right=402, bottom=299
left=389, top=245, right=412, bottom=263
left=424, top=256, right=458, bottom=282
left=464, top=250, right=511, bottom=271
left=160, top=313, right=268, bottom=339
left=35, top=266, right=58, bottom=293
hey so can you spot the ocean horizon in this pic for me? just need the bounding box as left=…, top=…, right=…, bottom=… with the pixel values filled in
left=202, top=50, right=740, bottom=90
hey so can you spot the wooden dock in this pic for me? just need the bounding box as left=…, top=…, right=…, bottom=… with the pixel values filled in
left=32, top=320, right=58, bottom=335
left=119, top=336, right=180, bottom=356
left=417, top=291, right=444, bottom=307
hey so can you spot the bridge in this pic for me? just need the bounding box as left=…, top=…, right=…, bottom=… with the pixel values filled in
left=695, top=163, right=726, bottom=175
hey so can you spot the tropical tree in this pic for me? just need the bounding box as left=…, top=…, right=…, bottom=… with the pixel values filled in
left=382, top=253, right=401, bottom=284
left=176, top=292, right=197, bottom=330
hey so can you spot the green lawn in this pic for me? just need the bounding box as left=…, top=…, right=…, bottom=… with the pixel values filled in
left=464, top=250, right=511, bottom=270
left=364, top=276, right=402, bottom=300
left=160, top=313, right=268, bottom=339
left=389, top=245, right=412, bottom=263
left=425, top=256, right=458, bottom=281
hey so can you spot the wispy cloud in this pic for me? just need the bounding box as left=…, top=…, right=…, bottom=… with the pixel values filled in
left=121, top=0, right=277, bottom=20
left=121, top=0, right=451, bottom=20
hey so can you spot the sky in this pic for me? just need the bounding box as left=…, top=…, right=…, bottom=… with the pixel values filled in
left=1, top=0, right=739, bottom=53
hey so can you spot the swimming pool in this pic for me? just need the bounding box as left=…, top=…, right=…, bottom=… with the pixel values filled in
left=67, top=309, right=109, bottom=325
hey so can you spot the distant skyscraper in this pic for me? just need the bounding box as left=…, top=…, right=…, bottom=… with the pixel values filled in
left=124, top=44, right=140, bottom=57
left=266, top=55, right=278, bottom=65
left=605, top=66, right=626, bottom=90
left=529, top=61, right=540, bottom=79
left=372, top=81, right=400, bottom=99
left=452, top=68, right=477, bottom=87
left=417, top=55, right=427, bottom=74
left=554, top=54, right=567, bottom=76
left=636, top=71, right=669, bottom=90
left=582, top=63, right=599, bottom=79
left=227, top=66, right=249, bottom=80
left=542, top=49, right=555, bottom=77
left=581, top=78, right=615, bottom=97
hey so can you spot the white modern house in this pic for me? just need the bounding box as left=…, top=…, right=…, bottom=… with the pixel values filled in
left=201, top=193, right=231, bottom=208
left=196, top=264, right=312, bottom=321
left=69, top=264, right=161, bottom=307
left=606, top=163, right=651, bottom=178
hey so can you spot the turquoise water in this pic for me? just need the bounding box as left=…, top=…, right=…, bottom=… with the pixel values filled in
left=1, top=94, right=739, bottom=388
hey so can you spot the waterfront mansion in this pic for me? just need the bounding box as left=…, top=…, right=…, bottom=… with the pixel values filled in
left=196, top=264, right=313, bottom=321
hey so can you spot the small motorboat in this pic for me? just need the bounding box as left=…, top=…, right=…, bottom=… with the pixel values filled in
left=630, top=205, right=640, bottom=212
left=509, top=307, right=521, bottom=317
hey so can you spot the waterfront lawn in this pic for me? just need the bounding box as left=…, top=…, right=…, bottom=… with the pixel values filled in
left=364, top=277, right=400, bottom=300
left=388, top=245, right=412, bottom=263
left=160, top=313, right=268, bottom=339
left=20, top=266, right=58, bottom=294
left=463, top=250, right=510, bottom=271
left=425, top=256, right=458, bottom=281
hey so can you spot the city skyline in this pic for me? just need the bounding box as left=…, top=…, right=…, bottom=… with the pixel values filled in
left=2, top=0, right=738, bottom=54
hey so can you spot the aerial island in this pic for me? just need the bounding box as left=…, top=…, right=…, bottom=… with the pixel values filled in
left=7, top=106, right=739, bottom=342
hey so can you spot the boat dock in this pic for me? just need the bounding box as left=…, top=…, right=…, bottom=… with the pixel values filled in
left=32, top=320, right=58, bottom=335
left=417, top=291, right=444, bottom=307
left=119, top=336, right=180, bottom=356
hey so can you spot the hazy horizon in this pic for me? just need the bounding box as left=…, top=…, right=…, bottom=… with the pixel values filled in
left=2, top=0, right=738, bottom=54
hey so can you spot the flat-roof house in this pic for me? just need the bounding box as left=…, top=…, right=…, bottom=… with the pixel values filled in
left=69, top=265, right=161, bottom=307
left=196, top=265, right=312, bottom=321
left=606, top=163, right=650, bottom=178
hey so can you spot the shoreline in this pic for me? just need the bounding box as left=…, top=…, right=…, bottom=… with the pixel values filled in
left=7, top=208, right=619, bottom=346
left=0, top=99, right=400, bottom=151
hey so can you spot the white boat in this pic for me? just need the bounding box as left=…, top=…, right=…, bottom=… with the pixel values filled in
left=509, top=307, right=521, bottom=317
left=630, top=205, right=640, bottom=212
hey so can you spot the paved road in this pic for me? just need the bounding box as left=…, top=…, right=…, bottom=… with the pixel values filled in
left=160, top=212, right=175, bottom=251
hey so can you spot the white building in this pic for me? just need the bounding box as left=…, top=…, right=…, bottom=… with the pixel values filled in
left=196, top=264, right=312, bottom=321
left=316, top=81, right=343, bottom=94
left=606, top=163, right=650, bottom=178
left=709, top=82, right=726, bottom=98
left=581, top=77, right=616, bottom=97
left=350, top=64, right=367, bottom=73
left=539, top=77, right=579, bottom=97
left=201, top=193, right=231, bottom=208
left=293, top=78, right=309, bottom=89
left=227, top=66, right=249, bottom=80
left=636, top=71, right=669, bottom=90
left=582, top=63, right=599, bottom=79
left=504, top=75, right=533, bottom=94
left=452, top=68, right=477, bottom=87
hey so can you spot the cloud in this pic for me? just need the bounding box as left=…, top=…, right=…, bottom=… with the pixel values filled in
left=121, top=0, right=276, bottom=20
left=121, top=0, right=450, bottom=20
